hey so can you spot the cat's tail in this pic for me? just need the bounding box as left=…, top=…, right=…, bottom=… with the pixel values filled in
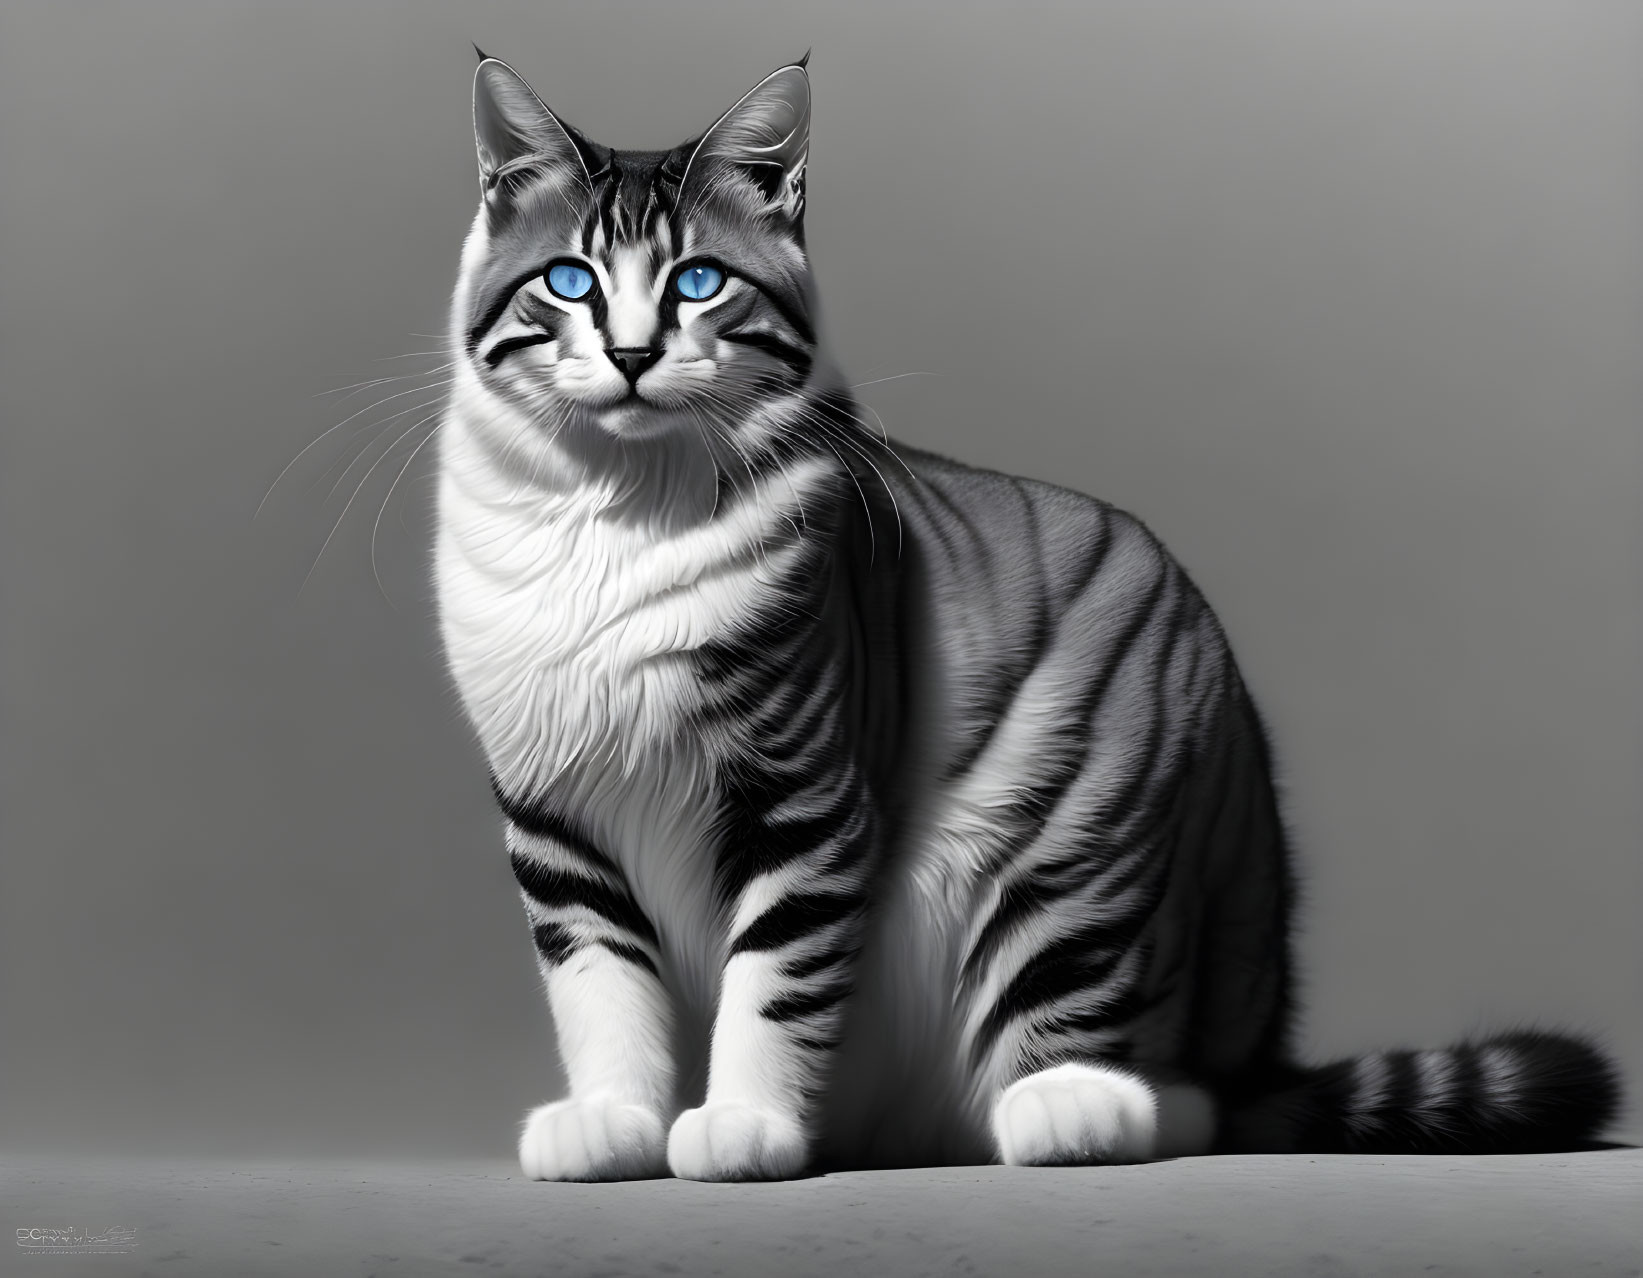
left=1213, top=1030, right=1621, bottom=1154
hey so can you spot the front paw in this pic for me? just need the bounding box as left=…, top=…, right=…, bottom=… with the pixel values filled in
left=518, top=1096, right=668, bottom=1181
left=667, top=1101, right=808, bottom=1181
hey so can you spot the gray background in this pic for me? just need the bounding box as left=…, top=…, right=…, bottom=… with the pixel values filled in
left=2, top=0, right=1637, bottom=1159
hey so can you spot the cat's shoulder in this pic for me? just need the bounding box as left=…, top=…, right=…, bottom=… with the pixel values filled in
left=893, top=441, right=1174, bottom=566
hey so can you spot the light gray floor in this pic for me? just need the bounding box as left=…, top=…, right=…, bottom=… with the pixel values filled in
left=5, top=1152, right=1639, bottom=1277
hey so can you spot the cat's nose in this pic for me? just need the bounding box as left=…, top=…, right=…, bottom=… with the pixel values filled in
left=605, top=347, right=661, bottom=386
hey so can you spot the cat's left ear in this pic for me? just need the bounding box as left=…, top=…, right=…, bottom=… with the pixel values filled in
left=681, top=63, right=810, bottom=223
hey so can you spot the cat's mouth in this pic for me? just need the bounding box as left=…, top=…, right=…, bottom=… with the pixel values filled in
left=594, top=393, right=684, bottom=439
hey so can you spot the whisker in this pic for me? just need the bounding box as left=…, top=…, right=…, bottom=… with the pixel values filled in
left=316, top=393, right=452, bottom=500
left=849, top=370, right=935, bottom=391
left=369, top=421, right=445, bottom=607
left=259, top=374, right=457, bottom=519
left=812, top=431, right=877, bottom=564
left=839, top=406, right=916, bottom=482
left=687, top=403, right=778, bottom=574
left=693, top=387, right=807, bottom=543
left=313, top=374, right=403, bottom=400
left=300, top=406, right=443, bottom=598
left=316, top=362, right=452, bottom=401
left=818, top=423, right=904, bottom=557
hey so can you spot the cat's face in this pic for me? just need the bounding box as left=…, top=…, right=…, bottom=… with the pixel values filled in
left=457, top=58, right=814, bottom=449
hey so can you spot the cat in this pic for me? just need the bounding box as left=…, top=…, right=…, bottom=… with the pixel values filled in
left=433, top=52, right=1620, bottom=1180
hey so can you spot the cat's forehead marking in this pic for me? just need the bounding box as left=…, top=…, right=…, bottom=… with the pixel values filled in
left=580, top=150, right=679, bottom=271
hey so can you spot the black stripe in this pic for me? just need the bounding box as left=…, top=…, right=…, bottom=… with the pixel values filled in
left=756, top=710, right=833, bottom=766
left=729, top=891, right=861, bottom=956
left=1240, top=697, right=1300, bottom=1066
left=704, top=288, right=760, bottom=332
left=971, top=926, right=1126, bottom=1066
left=971, top=480, right=1055, bottom=748
left=790, top=1034, right=842, bottom=1053
left=1089, top=577, right=1195, bottom=839
left=594, top=938, right=660, bottom=977
left=1375, top=1049, right=1422, bottom=1146
left=1447, top=1043, right=1484, bottom=1119
left=530, top=921, right=577, bottom=965
left=943, top=504, right=1114, bottom=783
left=960, top=867, right=1085, bottom=987
left=720, top=755, right=827, bottom=825
left=987, top=837, right=1172, bottom=982
left=1054, top=504, right=1118, bottom=608
left=921, top=479, right=992, bottom=565
left=911, top=477, right=963, bottom=564
left=741, top=274, right=815, bottom=345
left=1015, top=479, right=1052, bottom=623
left=646, top=223, right=669, bottom=278
left=468, top=265, right=547, bottom=350
left=1179, top=750, right=1256, bottom=1072
left=764, top=796, right=857, bottom=855
left=961, top=817, right=1173, bottom=985
left=720, top=331, right=813, bottom=373
left=696, top=557, right=826, bottom=695
left=716, top=789, right=866, bottom=902
left=746, top=676, right=829, bottom=737
left=595, top=168, right=621, bottom=257
left=491, top=778, right=612, bottom=871
left=781, top=944, right=852, bottom=982
left=532, top=922, right=658, bottom=977
left=509, top=851, right=659, bottom=946
left=762, top=981, right=852, bottom=1023
left=1041, top=944, right=1157, bottom=1038
left=484, top=333, right=556, bottom=367
left=962, top=568, right=1170, bottom=897
left=517, top=292, right=568, bottom=332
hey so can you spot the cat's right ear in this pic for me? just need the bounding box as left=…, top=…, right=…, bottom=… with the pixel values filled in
left=472, top=58, right=592, bottom=210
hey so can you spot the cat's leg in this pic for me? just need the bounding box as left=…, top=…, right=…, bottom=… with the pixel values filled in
left=667, top=748, right=879, bottom=1181
left=956, top=833, right=1194, bottom=1166
left=507, top=817, right=674, bottom=1181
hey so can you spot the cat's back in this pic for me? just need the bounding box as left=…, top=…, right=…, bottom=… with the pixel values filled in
left=885, top=444, right=1219, bottom=730
left=892, top=442, right=1181, bottom=610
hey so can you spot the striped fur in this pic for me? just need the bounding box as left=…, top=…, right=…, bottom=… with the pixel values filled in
left=433, top=56, right=1620, bottom=1180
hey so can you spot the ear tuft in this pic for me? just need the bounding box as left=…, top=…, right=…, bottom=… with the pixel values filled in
left=683, top=64, right=811, bottom=223
left=472, top=43, right=492, bottom=63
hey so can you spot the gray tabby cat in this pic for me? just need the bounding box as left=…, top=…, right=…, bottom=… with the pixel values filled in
left=434, top=54, right=1618, bottom=1180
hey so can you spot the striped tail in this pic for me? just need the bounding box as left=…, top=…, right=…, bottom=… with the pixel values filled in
left=1215, top=1031, right=1621, bottom=1154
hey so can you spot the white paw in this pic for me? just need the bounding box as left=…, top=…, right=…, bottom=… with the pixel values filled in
left=994, top=1063, right=1158, bottom=1165
left=667, top=1101, right=808, bottom=1181
left=518, top=1096, right=668, bottom=1181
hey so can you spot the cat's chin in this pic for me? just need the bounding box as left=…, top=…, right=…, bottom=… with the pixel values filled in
left=591, top=399, right=694, bottom=441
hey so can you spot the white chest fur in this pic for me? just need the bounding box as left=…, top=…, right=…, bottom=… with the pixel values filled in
left=434, top=423, right=820, bottom=786
left=434, top=412, right=826, bottom=1011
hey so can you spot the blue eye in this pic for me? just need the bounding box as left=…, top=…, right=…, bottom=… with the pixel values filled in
left=676, top=264, right=724, bottom=301
left=546, top=262, right=595, bottom=301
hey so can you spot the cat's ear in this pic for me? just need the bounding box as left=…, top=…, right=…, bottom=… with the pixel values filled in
left=472, top=57, right=593, bottom=209
left=681, top=63, right=810, bottom=224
